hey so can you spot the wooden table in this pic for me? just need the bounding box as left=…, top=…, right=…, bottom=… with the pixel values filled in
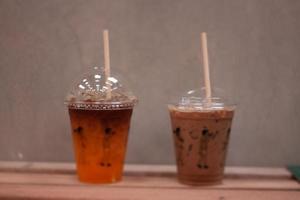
left=0, top=162, right=299, bottom=199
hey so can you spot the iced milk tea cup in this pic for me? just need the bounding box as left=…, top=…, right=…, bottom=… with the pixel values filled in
left=168, top=88, right=236, bottom=185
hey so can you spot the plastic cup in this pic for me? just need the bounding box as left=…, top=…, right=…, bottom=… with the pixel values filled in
left=65, top=67, right=137, bottom=183
left=168, top=88, right=236, bottom=185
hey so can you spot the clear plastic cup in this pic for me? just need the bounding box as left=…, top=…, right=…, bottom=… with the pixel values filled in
left=65, top=66, right=137, bottom=183
left=168, top=87, right=236, bottom=185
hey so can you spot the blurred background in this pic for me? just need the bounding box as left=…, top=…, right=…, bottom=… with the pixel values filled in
left=0, top=0, right=299, bottom=166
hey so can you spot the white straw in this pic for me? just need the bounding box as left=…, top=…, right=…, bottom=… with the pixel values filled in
left=103, top=29, right=111, bottom=99
left=201, top=32, right=212, bottom=102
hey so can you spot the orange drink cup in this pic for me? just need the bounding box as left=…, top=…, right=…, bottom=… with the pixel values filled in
left=65, top=66, right=137, bottom=183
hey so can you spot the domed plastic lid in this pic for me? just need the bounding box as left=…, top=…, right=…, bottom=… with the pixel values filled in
left=169, top=87, right=235, bottom=111
left=65, top=66, right=137, bottom=110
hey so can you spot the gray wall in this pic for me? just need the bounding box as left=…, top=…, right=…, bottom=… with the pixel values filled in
left=0, top=0, right=299, bottom=166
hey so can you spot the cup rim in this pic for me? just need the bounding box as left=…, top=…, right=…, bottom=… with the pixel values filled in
left=65, top=99, right=137, bottom=110
left=167, top=103, right=236, bottom=112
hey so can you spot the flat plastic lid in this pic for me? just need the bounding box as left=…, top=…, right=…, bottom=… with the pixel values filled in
left=65, top=66, right=137, bottom=110
left=169, top=87, right=236, bottom=111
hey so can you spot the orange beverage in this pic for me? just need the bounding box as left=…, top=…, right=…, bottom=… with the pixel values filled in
left=65, top=30, right=137, bottom=183
left=65, top=64, right=137, bottom=183
left=68, top=108, right=133, bottom=183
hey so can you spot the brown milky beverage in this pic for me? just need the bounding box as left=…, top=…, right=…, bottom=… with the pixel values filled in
left=168, top=88, right=236, bottom=185
left=65, top=66, right=137, bottom=183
